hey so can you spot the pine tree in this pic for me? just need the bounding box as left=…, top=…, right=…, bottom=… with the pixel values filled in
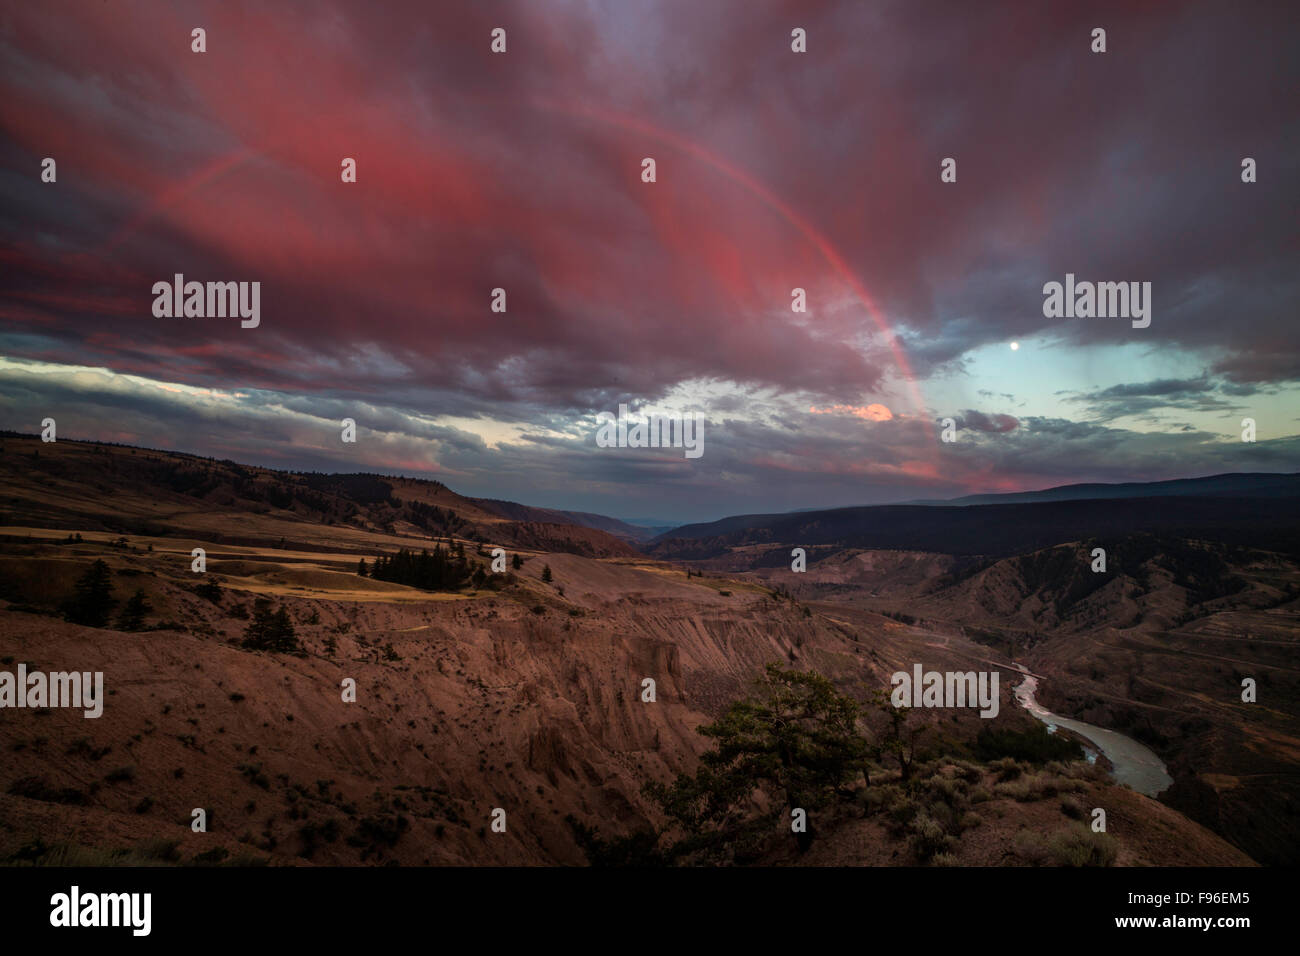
left=241, top=598, right=300, bottom=653
left=270, top=607, right=298, bottom=652
left=367, top=546, right=469, bottom=591
left=511, top=553, right=523, bottom=570
left=241, top=597, right=274, bottom=649
left=63, top=559, right=117, bottom=627
left=541, top=564, right=553, bottom=584
left=357, top=558, right=368, bottom=577
left=116, top=588, right=151, bottom=631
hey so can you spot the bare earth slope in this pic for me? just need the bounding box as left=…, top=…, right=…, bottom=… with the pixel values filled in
left=0, top=437, right=1268, bottom=865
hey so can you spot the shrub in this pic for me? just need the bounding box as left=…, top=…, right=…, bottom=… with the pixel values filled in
left=1060, top=796, right=1085, bottom=819
left=134, top=838, right=182, bottom=863
left=859, top=785, right=896, bottom=815
left=190, top=847, right=231, bottom=866
left=995, top=772, right=1061, bottom=802
left=888, top=796, right=921, bottom=828
left=346, top=814, right=409, bottom=861
left=7, top=776, right=87, bottom=805
left=909, top=813, right=956, bottom=862
left=1013, top=829, right=1049, bottom=865
left=991, top=757, right=1024, bottom=781
left=928, top=775, right=968, bottom=805
left=1048, top=825, right=1118, bottom=867
left=237, top=763, right=270, bottom=790
left=66, top=738, right=111, bottom=761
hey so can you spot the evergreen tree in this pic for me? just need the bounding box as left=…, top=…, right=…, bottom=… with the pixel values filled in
left=367, top=545, right=470, bottom=592
left=270, top=607, right=298, bottom=652
left=541, top=564, right=553, bottom=584
left=62, top=559, right=117, bottom=627
left=511, top=553, right=523, bottom=570
left=241, top=597, right=274, bottom=648
left=116, top=588, right=152, bottom=631
left=242, top=598, right=300, bottom=653
left=646, top=664, right=870, bottom=862
left=357, top=558, right=368, bottom=577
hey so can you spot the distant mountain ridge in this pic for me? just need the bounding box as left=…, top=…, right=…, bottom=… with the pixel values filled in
left=469, top=498, right=652, bottom=542
left=657, top=472, right=1300, bottom=543
left=904, top=472, right=1300, bottom=507
left=652, top=491, right=1300, bottom=560
left=0, top=434, right=640, bottom=558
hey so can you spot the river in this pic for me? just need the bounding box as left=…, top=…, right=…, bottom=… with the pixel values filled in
left=1012, top=666, right=1173, bottom=798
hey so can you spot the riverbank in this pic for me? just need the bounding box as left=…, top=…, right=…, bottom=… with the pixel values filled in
left=1012, top=666, right=1172, bottom=798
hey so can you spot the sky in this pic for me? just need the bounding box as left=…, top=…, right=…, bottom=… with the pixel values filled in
left=1, top=0, right=1297, bottom=524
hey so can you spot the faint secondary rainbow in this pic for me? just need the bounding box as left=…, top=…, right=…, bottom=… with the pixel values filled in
left=99, top=146, right=259, bottom=257
left=530, top=96, right=932, bottom=440
left=92, top=104, right=934, bottom=443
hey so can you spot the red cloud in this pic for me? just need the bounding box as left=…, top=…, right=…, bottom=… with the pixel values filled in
left=809, top=403, right=894, bottom=422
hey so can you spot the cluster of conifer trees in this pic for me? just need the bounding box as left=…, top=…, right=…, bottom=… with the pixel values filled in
left=362, top=542, right=473, bottom=591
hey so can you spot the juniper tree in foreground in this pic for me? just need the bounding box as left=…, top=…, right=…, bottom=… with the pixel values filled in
left=644, top=663, right=871, bottom=864
left=871, top=689, right=927, bottom=782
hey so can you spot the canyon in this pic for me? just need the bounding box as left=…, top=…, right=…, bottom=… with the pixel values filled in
left=0, top=434, right=1293, bottom=866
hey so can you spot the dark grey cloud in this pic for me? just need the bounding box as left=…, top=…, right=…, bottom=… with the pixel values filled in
left=1063, top=375, right=1267, bottom=422
left=957, top=410, right=1019, bottom=433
